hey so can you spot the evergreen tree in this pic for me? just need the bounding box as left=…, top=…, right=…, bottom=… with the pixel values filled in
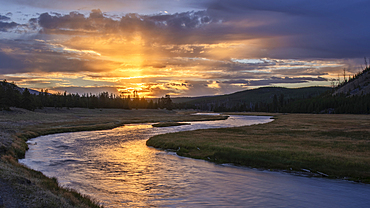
left=272, top=94, right=278, bottom=112
left=21, top=88, right=35, bottom=111
left=161, top=95, right=173, bottom=110
left=0, top=83, right=6, bottom=110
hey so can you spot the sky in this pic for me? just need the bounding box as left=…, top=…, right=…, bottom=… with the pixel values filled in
left=0, top=0, right=369, bottom=97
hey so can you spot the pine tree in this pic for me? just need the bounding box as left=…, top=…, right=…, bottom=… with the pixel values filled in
left=21, top=88, right=35, bottom=111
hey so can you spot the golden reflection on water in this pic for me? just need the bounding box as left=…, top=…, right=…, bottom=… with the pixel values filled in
left=96, top=124, right=161, bottom=207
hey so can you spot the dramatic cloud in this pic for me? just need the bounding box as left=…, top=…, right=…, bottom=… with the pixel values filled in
left=0, top=15, right=11, bottom=21
left=206, top=0, right=370, bottom=59
left=3, top=0, right=210, bottom=15
left=0, top=21, right=19, bottom=31
left=0, top=1, right=368, bottom=97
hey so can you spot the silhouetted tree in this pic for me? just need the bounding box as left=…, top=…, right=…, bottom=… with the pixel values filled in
left=272, top=94, right=278, bottom=112
left=21, top=88, right=35, bottom=111
left=160, top=95, right=173, bottom=110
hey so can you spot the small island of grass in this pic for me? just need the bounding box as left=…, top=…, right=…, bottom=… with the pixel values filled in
left=152, top=122, right=191, bottom=127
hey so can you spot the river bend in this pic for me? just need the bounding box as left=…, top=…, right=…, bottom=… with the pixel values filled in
left=20, top=115, right=370, bottom=207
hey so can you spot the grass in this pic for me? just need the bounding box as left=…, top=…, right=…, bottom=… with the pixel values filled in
left=0, top=156, right=102, bottom=208
left=152, top=122, right=191, bottom=127
left=0, top=107, right=227, bottom=207
left=147, top=113, right=370, bottom=183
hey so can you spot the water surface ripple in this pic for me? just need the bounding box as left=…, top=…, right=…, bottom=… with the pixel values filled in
left=20, top=115, right=370, bottom=207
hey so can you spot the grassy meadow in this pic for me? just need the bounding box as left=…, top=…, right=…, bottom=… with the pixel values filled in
left=0, top=107, right=226, bottom=207
left=147, top=113, right=370, bottom=183
left=1, top=107, right=369, bottom=207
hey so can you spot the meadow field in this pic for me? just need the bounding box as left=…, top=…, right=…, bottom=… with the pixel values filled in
left=1, top=108, right=369, bottom=207
left=147, top=113, right=370, bottom=183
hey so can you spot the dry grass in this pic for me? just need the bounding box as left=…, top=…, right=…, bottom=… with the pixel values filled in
left=0, top=156, right=102, bottom=207
left=0, top=107, right=227, bottom=207
left=147, top=113, right=370, bottom=183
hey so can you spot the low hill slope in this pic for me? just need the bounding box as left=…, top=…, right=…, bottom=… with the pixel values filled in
left=333, top=68, right=370, bottom=96
left=1, top=81, right=40, bottom=95
left=184, top=86, right=330, bottom=106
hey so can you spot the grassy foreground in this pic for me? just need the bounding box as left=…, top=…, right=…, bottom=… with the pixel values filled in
left=0, top=107, right=227, bottom=207
left=147, top=113, right=370, bottom=183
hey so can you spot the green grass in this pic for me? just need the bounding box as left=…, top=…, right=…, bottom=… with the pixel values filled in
left=147, top=113, right=370, bottom=183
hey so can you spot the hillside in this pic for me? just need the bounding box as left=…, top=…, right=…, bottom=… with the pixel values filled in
left=1, top=81, right=40, bottom=95
left=177, top=86, right=330, bottom=111
left=333, top=68, right=370, bottom=96
left=279, top=67, right=370, bottom=114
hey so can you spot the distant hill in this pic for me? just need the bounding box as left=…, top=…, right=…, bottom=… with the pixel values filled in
left=172, top=96, right=211, bottom=103
left=333, top=68, right=370, bottom=96
left=17, top=87, right=41, bottom=95
left=179, top=86, right=330, bottom=105
left=174, top=82, right=370, bottom=114
left=1, top=81, right=41, bottom=95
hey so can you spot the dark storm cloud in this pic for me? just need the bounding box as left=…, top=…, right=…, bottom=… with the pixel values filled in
left=0, top=39, right=113, bottom=74
left=148, top=11, right=212, bottom=29
left=29, top=0, right=370, bottom=59
left=38, top=10, right=113, bottom=32
left=205, top=0, right=370, bottom=59
left=0, top=15, right=11, bottom=21
left=7, top=0, right=211, bottom=15
left=33, top=10, right=222, bottom=45
left=0, top=21, right=19, bottom=31
left=0, top=50, right=26, bottom=70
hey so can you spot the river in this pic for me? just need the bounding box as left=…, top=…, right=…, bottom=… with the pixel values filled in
left=19, top=115, right=370, bottom=207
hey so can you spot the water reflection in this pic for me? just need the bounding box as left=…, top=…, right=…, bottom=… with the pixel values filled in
left=20, top=116, right=370, bottom=207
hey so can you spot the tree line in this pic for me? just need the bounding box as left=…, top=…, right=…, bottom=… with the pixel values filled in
left=1, top=65, right=369, bottom=114
left=178, top=89, right=370, bottom=114
left=0, top=81, right=173, bottom=111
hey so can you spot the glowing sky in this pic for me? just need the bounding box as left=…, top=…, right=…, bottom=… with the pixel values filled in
left=0, top=0, right=369, bottom=97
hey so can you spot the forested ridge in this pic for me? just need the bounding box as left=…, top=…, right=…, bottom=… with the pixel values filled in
left=281, top=66, right=370, bottom=114
left=177, top=66, right=370, bottom=114
left=0, top=81, right=173, bottom=111
left=1, top=67, right=369, bottom=114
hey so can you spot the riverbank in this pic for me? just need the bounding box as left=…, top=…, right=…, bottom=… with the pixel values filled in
left=147, top=113, right=370, bottom=183
left=152, top=122, right=191, bottom=127
left=0, top=107, right=227, bottom=207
